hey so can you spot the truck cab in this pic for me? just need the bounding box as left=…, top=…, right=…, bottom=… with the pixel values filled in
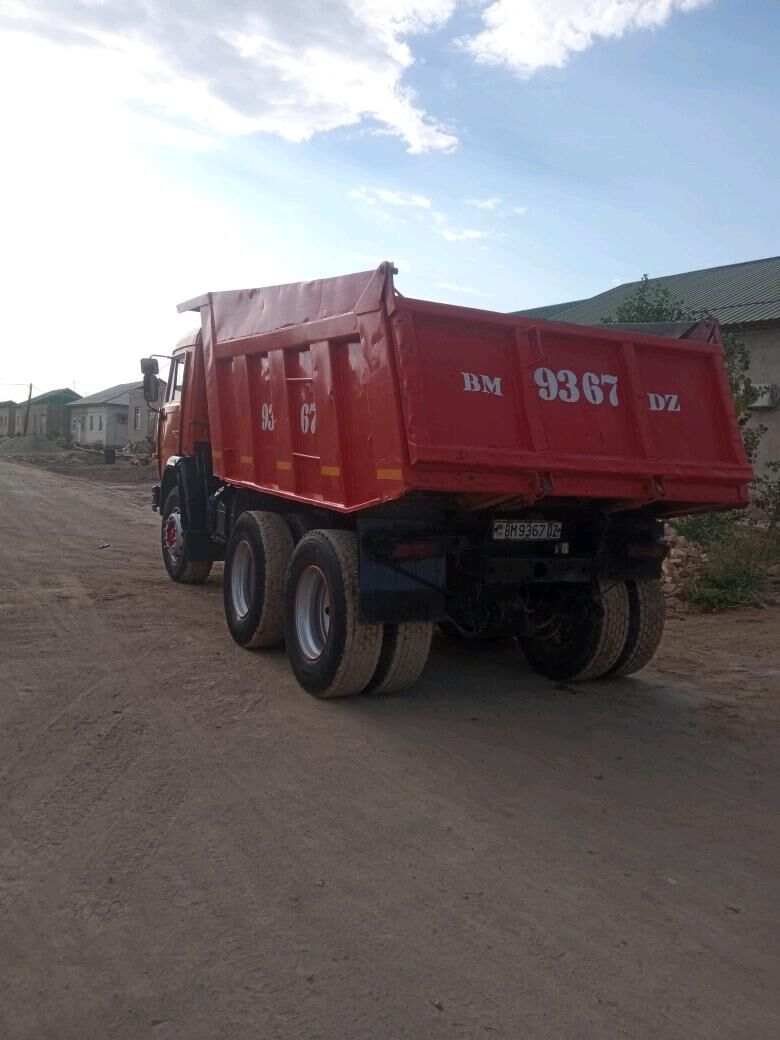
left=156, top=331, right=210, bottom=475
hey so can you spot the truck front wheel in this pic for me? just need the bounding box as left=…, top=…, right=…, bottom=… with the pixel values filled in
left=224, top=511, right=294, bottom=648
left=161, top=487, right=213, bottom=584
left=518, top=580, right=630, bottom=682
left=284, top=530, right=382, bottom=698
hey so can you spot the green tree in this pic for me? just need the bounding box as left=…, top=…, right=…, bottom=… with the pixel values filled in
left=606, top=274, right=690, bottom=324
left=603, top=274, right=762, bottom=460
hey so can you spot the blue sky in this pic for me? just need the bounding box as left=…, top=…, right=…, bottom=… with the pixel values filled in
left=0, top=0, right=778, bottom=396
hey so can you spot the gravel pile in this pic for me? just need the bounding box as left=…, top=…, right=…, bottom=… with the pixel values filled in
left=0, top=434, right=69, bottom=455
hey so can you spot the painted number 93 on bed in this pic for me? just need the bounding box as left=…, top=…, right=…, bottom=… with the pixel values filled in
left=533, top=367, right=619, bottom=407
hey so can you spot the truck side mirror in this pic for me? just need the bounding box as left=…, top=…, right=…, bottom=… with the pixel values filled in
left=140, top=357, right=159, bottom=376
left=143, top=372, right=161, bottom=403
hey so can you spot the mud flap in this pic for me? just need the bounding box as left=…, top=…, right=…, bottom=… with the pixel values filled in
left=357, top=518, right=446, bottom=624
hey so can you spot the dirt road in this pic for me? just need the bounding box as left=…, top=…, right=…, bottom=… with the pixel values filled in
left=1, top=459, right=778, bottom=1040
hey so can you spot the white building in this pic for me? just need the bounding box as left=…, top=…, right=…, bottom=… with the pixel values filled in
left=127, top=385, right=158, bottom=451
left=67, top=382, right=142, bottom=449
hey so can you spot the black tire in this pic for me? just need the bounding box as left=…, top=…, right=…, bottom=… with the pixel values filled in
left=518, top=580, right=630, bottom=682
left=367, top=622, right=433, bottom=694
left=284, top=530, right=382, bottom=698
left=224, top=511, right=294, bottom=648
left=161, top=487, right=213, bottom=584
left=607, top=577, right=665, bottom=677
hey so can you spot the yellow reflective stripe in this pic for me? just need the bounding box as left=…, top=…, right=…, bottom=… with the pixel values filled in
left=276, top=460, right=292, bottom=471
left=240, top=455, right=253, bottom=465
left=321, top=465, right=341, bottom=477
left=376, top=468, right=403, bottom=481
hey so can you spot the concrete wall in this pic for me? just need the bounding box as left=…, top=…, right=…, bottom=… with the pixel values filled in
left=737, top=323, right=780, bottom=473
left=127, top=388, right=157, bottom=450
left=70, top=405, right=129, bottom=448
left=0, top=405, right=16, bottom=436
left=15, top=403, right=71, bottom=437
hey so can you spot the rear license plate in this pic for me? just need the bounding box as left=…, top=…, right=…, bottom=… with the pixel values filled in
left=493, top=520, right=562, bottom=541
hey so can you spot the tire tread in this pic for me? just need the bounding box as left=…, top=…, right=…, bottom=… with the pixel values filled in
left=226, top=510, right=293, bottom=648
left=368, top=622, right=433, bottom=694
left=298, top=530, right=382, bottom=698
left=574, top=580, right=630, bottom=681
left=161, top=488, right=212, bottom=585
left=609, top=577, right=665, bottom=677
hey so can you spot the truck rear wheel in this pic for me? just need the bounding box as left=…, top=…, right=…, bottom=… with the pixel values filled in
left=224, top=511, right=294, bottom=648
left=367, top=622, right=433, bottom=695
left=607, top=577, right=665, bottom=677
left=284, top=530, right=382, bottom=698
left=518, top=580, right=630, bottom=682
left=161, top=487, right=213, bottom=584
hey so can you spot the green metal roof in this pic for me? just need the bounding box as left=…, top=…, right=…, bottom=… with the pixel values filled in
left=515, top=255, right=780, bottom=327
left=28, top=388, right=82, bottom=405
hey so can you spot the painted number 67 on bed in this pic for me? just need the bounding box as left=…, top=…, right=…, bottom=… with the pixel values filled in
left=533, top=367, right=619, bottom=407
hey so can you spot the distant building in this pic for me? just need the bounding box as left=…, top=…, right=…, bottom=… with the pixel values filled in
left=67, top=382, right=142, bottom=449
left=0, top=400, right=17, bottom=437
left=14, top=388, right=81, bottom=438
left=127, top=385, right=158, bottom=451
left=515, top=256, right=780, bottom=473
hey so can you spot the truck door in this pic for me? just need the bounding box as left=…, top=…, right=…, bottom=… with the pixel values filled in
left=158, top=353, right=187, bottom=467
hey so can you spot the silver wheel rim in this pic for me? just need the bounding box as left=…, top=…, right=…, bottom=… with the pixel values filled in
left=295, top=564, right=331, bottom=660
left=164, top=509, right=184, bottom=564
left=231, top=539, right=255, bottom=619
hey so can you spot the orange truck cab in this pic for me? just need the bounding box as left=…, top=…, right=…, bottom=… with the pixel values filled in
left=141, top=263, right=752, bottom=700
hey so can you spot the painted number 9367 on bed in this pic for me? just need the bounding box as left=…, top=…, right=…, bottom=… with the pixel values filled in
left=493, top=520, right=562, bottom=541
left=533, top=367, right=619, bottom=406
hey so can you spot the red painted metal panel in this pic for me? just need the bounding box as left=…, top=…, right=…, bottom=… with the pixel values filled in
left=179, top=264, right=752, bottom=514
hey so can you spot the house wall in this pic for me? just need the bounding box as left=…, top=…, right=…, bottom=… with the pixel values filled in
left=15, top=403, right=70, bottom=438
left=127, top=388, right=157, bottom=450
left=0, top=405, right=16, bottom=436
left=737, top=324, right=780, bottom=473
left=70, top=405, right=129, bottom=448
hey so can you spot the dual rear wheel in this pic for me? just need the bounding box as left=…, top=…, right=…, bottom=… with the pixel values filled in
left=517, top=576, right=664, bottom=682
left=223, top=516, right=432, bottom=698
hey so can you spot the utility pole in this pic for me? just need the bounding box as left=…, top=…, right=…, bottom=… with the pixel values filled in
left=23, top=383, right=32, bottom=436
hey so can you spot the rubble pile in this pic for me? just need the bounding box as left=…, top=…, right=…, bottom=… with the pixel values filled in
left=0, top=434, right=68, bottom=455
left=662, top=525, right=708, bottom=611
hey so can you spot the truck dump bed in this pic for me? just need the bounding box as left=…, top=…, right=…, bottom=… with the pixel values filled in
left=180, top=263, right=752, bottom=515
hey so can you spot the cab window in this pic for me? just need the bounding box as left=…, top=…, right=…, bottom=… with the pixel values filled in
left=168, top=357, right=185, bottom=403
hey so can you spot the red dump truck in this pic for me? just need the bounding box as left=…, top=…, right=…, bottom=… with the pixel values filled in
left=141, top=263, right=752, bottom=698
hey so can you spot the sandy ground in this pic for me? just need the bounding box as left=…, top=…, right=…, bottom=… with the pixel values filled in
left=1, top=458, right=778, bottom=1040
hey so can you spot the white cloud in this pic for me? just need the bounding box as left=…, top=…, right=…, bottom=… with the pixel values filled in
left=0, top=0, right=709, bottom=157
left=463, top=0, right=710, bottom=75
left=351, top=187, right=431, bottom=209
left=467, top=196, right=502, bottom=210
left=351, top=193, right=490, bottom=240
left=436, top=227, right=491, bottom=242
left=0, top=32, right=307, bottom=391
left=371, top=209, right=409, bottom=225
left=427, top=208, right=492, bottom=241
left=437, top=282, right=489, bottom=296
left=1, top=0, right=459, bottom=154
left=512, top=205, right=528, bottom=216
